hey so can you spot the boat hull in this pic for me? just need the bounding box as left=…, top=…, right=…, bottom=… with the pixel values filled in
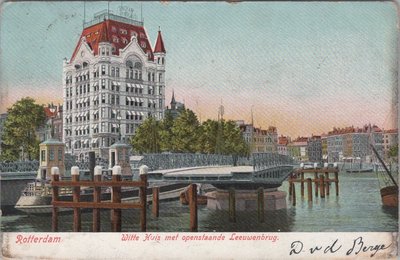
left=15, top=183, right=188, bottom=214
left=380, top=186, right=399, bottom=207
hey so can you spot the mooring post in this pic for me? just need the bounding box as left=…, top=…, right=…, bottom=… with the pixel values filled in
left=300, top=172, right=305, bottom=197
left=51, top=167, right=59, bottom=232
left=288, top=176, right=293, bottom=197
left=229, top=188, right=236, bottom=223
left=139, top=165, right=148, bottom=232
left=89, top=151, right=95, bottom=181
left=257, top=188, right=265, bottom=223
left=291, top=182, right=296, bottom=206
left=189, top=184, right=198, bottom=232
left=320, top=175, right=325, bottom=198
left=152, top=187, right=159, bottom=218
left=335, top=170, right=339, bottom=196
left=314, top=172, right=319, bottom=197
left=325, top=172, right=330, bottom=196
left=111, top=166, right=122, bottom=232
left=93, top=166, right=102, bottom=232
left=71, top=166, right=81, bottom=232
left=307, top=178, right=312, bottom=202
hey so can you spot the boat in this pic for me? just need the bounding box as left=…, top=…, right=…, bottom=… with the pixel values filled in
left=370, top=144, right=398, bottom=208
left=346, top=167, right=373, bottom=173
left=15, top=180, right=187, bottom=214
left=179, top=184, right=210, bottom=205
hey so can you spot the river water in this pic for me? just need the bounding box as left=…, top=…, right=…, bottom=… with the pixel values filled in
left=1, top=172, right=398, bottom=232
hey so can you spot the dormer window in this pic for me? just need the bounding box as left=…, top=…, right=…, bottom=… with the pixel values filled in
left=122, top=38, right=128, bottom=44
left=113, top=36, right=119, bottom=43
left=131, top=31, right=137, bottom=37
left=140, top=41, right=146, bottom=48
left=140, top=33, right=145, bottom=38
left=120, top=29, right=127, bottom=35
left=112, top=26, right=117, bottom=33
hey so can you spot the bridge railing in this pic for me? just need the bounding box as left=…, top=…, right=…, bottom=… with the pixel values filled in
left=139, top=153, right=235, bottom=171
left=252, top=153, right=295, bottom=171
left=0, top=160, right=39, bottom=173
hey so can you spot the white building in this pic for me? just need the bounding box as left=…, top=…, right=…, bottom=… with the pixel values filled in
left=63, top=11, right=166, bottom=158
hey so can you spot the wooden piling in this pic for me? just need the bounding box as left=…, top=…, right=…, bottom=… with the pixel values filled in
left=335, top=171, right=339, bottom=196
left=51, top=173, right=59, bottom=232
left=257, top=188, right=265, bottom=223
left=89, top=151, right=95, bottom=181
left=291, top=182, right=296, bottom=206
left=325, top=172, right=330, bottom=196
left=314, top=172, right=319, bottom=197
left=300, top=172, right=305, bottom=197
left=288, top=178, right=293, bottom=197
left=189, top=184, right=198, bottom=232
left=72, top=171, right=81, bottom=232
left=140, top=174, right=147, bottom=232
left=111, top=173, right=122, bottom=232
left=320, top=175, right=325, bottom=198
left=152, top=187, right=160, bottom=218
left=229, top=188, right=236, bottom=223
left=92, top=172, right=101, bottom=232
left=307, top=178, right=312, bottom=202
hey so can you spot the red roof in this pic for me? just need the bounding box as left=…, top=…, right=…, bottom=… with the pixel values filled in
left=278, top=136, right=289, bottom=145
left=71, top=19, right=154, bottom=61
left=384, top=129, right=398, bottom=134
left=154, top=30, right=166, bottom=53
left=44, top=107, right=57, bottom=118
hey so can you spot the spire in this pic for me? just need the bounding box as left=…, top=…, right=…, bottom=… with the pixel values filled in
left=171, top=90, right=176, bottom=105
left=154, top=28, right=166, bottom=53
left=99, top=21, right=109, bottom=43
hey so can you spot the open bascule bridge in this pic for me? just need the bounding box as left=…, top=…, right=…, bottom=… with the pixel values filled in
left=142, top=153, right=296, bottom=211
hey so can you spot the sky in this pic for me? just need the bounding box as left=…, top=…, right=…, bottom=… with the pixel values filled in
left=0, top=1, right=398, bottom=137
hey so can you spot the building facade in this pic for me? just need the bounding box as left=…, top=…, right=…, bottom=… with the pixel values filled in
left=383, top=129, right=398, bottom=158
left=288, top=137, right=308, bottom=161
left=63, top=11, right=166, bottom=158
left=237, top=122, right=278, bottom=153
left=327, top=124, right=383, bottom=162
left=277, top=135, right=289, bottom=156
left=307, top=135, right=322, bottom=163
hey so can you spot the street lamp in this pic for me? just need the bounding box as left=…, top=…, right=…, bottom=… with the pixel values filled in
left=49, top=103, right=56, bottom=139
left=117, top=111, right=122, bottom=142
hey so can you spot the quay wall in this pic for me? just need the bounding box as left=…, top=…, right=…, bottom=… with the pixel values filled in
left=1, top=172, right=36, bottom=208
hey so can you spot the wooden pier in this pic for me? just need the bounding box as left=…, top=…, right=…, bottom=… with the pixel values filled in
left=288, top=166, right=339, bottom=206
left=50, top=165, right=200, bottom=232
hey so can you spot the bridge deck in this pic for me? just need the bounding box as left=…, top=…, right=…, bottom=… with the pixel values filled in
left=151, top=165, right=253, bottom=177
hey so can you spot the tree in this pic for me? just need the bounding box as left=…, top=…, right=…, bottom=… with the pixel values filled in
left=171, top=109, right=201, bottom=153
left=198, top=119, right=249, bottom=156
left=131, top=116, right=161, bottom=154
left=222, top=120, right=249, bottom=156
left=1, top=97, right=46, bottom=161
left=159, top=111, right=174, bottom=152
left=388, top=145, right=398, bottom=158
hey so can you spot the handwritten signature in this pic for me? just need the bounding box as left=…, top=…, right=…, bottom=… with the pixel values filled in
left=290, top=236, right=391, bottom=257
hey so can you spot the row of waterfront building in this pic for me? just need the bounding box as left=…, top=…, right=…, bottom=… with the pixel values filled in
left=237, top=122, right=397, bottom=163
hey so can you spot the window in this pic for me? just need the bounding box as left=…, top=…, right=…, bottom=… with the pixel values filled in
left=101, top=79, right=106, bottom=89
left=116, top=68, right=120, bottom=77
left=140, top=41, right=146, bottom=48
left=101, top=65, right=106, bottom=75
left=41, top=150, right=46, bottom=162
left=112, top=26, right=117, bottom=33
left=58, top=148, right=63, bottom=161
left=111, top=67, right=115, bottom=77
left=49, top=149, right=55, bottom=161
left=102, top=94, right=106, bottom=104
left=158, top=73, right=163, bottom=82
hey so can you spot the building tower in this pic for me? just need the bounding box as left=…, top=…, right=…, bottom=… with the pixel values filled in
left=63, top=11, right=166, bottom=159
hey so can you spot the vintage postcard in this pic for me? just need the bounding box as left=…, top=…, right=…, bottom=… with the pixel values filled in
left=0, top=1, right=398, bottom=259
